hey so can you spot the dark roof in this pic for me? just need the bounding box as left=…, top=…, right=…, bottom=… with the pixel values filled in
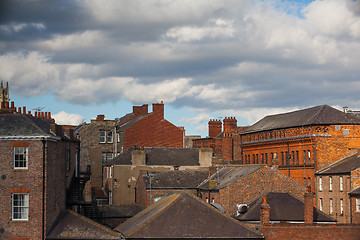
left=242, top=105, right=360, bottom=134
left=115, top=193, right=264, bottom=239
left=198, top=165, right=265, bottom=190
left=236, top=192, right=336, bottom=223
left=316, top=152, right=360, bottom=175
left=142, top=170, right=209, bottom=189
left=117, top=114, right=148, bottom=131
left=105, top=147, right=200, bottom=166
left=46, top=210, right=120, bottom=239
left=0, top=114, right=55, bottom=137
left=349, top=186, right=360, bottom=196
left=98, top=205, right=143, bottom=218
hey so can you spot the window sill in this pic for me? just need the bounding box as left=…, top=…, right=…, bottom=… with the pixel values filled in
left=13, top=169, right=29, bottom=171
left=11, top=219, right=29, bottom=222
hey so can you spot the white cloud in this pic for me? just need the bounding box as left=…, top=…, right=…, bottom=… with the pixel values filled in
left=180, top=113, right=211, bottom=125
left=53, top=111, right=85, bottom=125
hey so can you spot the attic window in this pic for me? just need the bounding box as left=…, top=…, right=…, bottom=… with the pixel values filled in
left=335, top=125, right=340, bottom=130
left=343, top=129, right=349, bottom=135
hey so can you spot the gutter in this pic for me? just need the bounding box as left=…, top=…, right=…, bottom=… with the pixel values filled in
left=0, top=135, right=61, bottom=141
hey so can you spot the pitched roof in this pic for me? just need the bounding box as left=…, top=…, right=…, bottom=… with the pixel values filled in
left=349, top=186, right=360, bottom=196
left=242, top=105, right=360, bottom=134
left=142, top=170, right=209, bottom=189
left=117, top=114, right=148, bottom=131
left=104, top=147, right=200, bottom=166
left=98, top=205, right=143, bottom=218
left=198, top=165, right=265, bottom=190
left=115, top=193, right=264, bottom=239
left=46, top=210, right=121, bottom=239
left=236, top=192, right=335, bottom=223
left=0, top=113, right=56, bottom=138
left=316, top=152, right=360, bottom=175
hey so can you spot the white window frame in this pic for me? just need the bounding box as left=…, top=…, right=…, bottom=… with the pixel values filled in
left=329, top=198, right=333, bottom=214
left=14, top=147, right=28, bottom=169
left=329, top=176, right=333, bottom=191
left=106, top=152, right=113, bottom=161
left=340, top=176, right=343, bottom=191
left=319, top=198, right=323, bottom=211
left=356, top=198, right=360, bottom=212
left=319, top=177, right=323, bottom=191
left=12, top=193, right=29, bottom=221
left=99, top=130, right=106, bottom=143
left=107, top=131, right=113, bottom=143
left=101, top=152, right=106, bottom=164
left=340, top=199, right=344, bottom=215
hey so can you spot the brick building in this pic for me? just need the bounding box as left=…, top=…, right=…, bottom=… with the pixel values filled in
left=117, top=102, right=185, bottom=150
left=258, top=194, right=360, bottom=240
left=0, top=98, right=79, bottom=239
left=103, top=146, right=219, bottom=206
left=315, top=152, right=360, bottom=223
left=135, top=170, right=209, bottom=208
left=349, top=186, right=360, bottom=224
left=193, top=117, right=247, bottom=162
left=240, top=105, right=360, bottom=192
left=75, top=115, right=120, bottom=189
left=197, top=165, right=307, bottom=214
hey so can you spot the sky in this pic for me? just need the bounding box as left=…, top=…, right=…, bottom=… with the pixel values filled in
left=1, top=0, right=359, bottom=137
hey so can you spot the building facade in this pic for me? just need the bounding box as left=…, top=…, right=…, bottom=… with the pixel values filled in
left=240, top=105, right=360, bottom=192
left=0, top=100, right=79, bottom=239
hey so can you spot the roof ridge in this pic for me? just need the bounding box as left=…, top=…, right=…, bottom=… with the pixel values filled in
left=302, top=105, right=325, bottom=126
left=66, top=210, right=121, bottom=236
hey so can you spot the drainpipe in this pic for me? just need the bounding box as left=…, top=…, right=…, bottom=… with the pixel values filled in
left=41, top=138, right=46, bottom=240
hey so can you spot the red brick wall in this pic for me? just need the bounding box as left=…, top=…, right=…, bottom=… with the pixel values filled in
left=261, top=224, right=360, bottom=240
left=0, top=138, right=78, bottom=239
left=124, top=113, right=183, bottom=149
left=350, top=197, right=360, bottom=224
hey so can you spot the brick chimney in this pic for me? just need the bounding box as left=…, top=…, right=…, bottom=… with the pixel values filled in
left=208, top=119, right=222, bottom=138
left=199, top=147, right=212, bottom=167
left=260, top=197, right=271, bottom=225
left=304, top=191, right=314, bottom=224
left=223, top=117, right=237, bottom=132
left=133, top=104, right=148, bottom=117
left=152, top=101, right=164, bottom=119
left=131, top=148, right=146, bottom=165
left=96, top=114, right=105, bottom=121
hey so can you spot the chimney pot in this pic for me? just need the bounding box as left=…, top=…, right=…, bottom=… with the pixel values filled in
left=96, top=114, right=105, bottom=121
left=18, top=107, right=21, bottom=114
left=23, top=106, right=26, bottom=114
left=11, top=101, right=14, bottom=109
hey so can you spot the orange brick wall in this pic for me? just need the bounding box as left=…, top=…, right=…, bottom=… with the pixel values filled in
left=124, top=112, right=184, bottom=149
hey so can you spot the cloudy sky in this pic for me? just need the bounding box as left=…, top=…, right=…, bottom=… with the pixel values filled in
left=1, top=0, right=359, bottom=137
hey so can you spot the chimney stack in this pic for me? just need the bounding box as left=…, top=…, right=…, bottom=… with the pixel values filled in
left=260, top=197, right=271, bottom=225
left=96, top=114, right=105, bottom=121
left=133, top=104, right=148, bottom=117
left=152, top=102, right=164, bottom=119
left=304, top=191, right=314, bottom=224
left=223, top=117, right=237, bottom=132
left=208, top=119, right=222, bottom=138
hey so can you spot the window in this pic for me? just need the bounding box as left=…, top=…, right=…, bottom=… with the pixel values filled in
left=261, top=153, right=264, bottom=164
left=12, top=193, right=29, bottom=220
left=101, top=152, right=106, bottom=164
left=256, top=154, right=258, bottom=164
left=340, top=176, right=343, bottom=191
left=14, top=147, right=28, bottom=169
left=343, top=129, right=349, bottom=135
left=292, top=151, right=295, bottom=165
left=285, top=151, right=289, bottom=165
left=308, top=177, right=311, bottom=188
left=66, top=149, right=70, bottom=171
left=154, top=195, right=163, bottom=203
left=319, top=198, right=323, bottom=211
left=265, top=153, right=268, bottom=164
left=99, top=130, right=106, bottom=143
left=106, top=152, right=113, bottom=161
left=340, top=199, right=344, bottom=215
left=303, top=150, right=306, bottom=165
left=329, top=176, right=333, bottom=191
left=308, top=150, right=311, bottom=164
left=329, top=198, right=333, bottom=214
left=281, top=152, right=284, bottom=165
left=296, top=151, right=299, bottom=165
left=107, top=131, right=113, bottom=143
left=319, top=177, right=323, bottom=191
left=356, top=198, right=360, bottom=212
left=304, top=178, right=307, bottom=187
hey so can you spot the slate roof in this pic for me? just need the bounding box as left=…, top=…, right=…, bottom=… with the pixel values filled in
left=316, top=152, right=360, bottom=175
left=0, top=113, right=57, bottom=139
left=104, top=147, right=200, bottom=166
left=349, top=186, right=360, bottom=196
left=46, top=210, right=121, bottom=239
left=242, top=105, right=360, bottom=134
left=117, top=114, right=149, bottom=131
left=198, top=165, right=265, bottom=190
left=98, top=205, right=143, bottom=218
left=142, top=170, right=209, bottom=189
left=236, top=192, right=336, bottom=223
left=115, top=193, right=264, bottom=239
